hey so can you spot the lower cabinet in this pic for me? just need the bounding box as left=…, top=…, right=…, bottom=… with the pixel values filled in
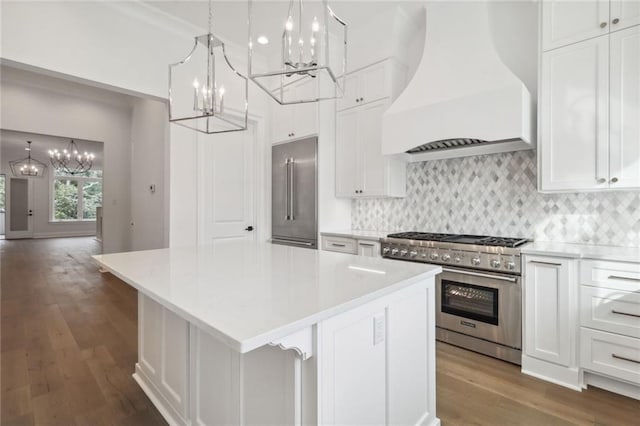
left=322, top=235, right=381, bottom=257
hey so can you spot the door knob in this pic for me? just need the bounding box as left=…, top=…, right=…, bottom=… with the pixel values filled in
left=610, top=177, right=619, bottom=183
left=245, top=226, right=254, bottom=231
left=612, top=18, right=619, bottom=24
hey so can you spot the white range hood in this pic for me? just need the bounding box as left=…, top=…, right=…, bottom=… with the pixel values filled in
left=382, top=0, right=534, bottom=162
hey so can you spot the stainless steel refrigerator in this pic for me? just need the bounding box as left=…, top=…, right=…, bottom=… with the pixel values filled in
left=271, top=136, right=318, bottom=249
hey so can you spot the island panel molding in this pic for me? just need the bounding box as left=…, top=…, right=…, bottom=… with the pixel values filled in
left=352, top=150, right=640, bottom=247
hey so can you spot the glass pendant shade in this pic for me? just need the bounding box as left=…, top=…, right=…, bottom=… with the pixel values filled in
left=248, top=0, right=347, bottom=104
left=169, top=33, right=248, bottom=134
left=9, top=141, right=47, bottom=178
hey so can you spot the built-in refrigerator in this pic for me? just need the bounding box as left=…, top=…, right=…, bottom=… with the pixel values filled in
left=271, top=136, right=317, bottom=249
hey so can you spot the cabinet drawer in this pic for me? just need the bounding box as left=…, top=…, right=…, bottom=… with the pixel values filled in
left=580, top=328, right=640, bottom=385
left=322, top=236, right=357, bottom=254
left=581, top=286, right=640, bottom=338
left=580, top=260, right=640, bottom=292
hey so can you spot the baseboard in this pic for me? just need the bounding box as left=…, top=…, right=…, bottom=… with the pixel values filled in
left=133, top=364, right=187, bottom=426
left=521, top=355, right=582, bottom=391
left=33, top=231, right=96, bottom=239
left=584, top=372, right=640, bottom=400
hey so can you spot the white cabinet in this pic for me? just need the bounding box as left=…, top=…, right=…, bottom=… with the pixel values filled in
left=523, top=256, right=576, bottom=367
left=271, top=79, right=318, bottom=143
left=357, top=240, right=381, bottom=258
left=336, top=100, right=406, bottom=197
left=336, top=61, right=393, bottom=111
left=322, top=235, right=381, bottom=257
left=541, top=0, right=640, bottom=51
left=539, top=26, right=640, bottom=192
left=137, top=294, right=189, bottom=423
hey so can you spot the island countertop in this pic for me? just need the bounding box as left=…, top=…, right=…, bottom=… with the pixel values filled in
left=93, top=241, right=441, bottom=354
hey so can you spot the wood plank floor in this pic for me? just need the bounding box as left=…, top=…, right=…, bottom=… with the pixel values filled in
left=1, top=237, right=638, bottom=425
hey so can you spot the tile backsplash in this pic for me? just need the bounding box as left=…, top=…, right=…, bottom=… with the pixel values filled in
left=352, top=150, right=640, bottom=247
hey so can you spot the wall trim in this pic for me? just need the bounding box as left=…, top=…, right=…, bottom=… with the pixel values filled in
left=32, top=231, right=96, bottom=239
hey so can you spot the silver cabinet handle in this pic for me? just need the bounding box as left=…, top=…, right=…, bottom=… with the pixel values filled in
left=612, top=18, right=620, bottom=24
left=359, top=243, right=375, bottom=247
left=610, top=177, right=619, bottom=183
left=608, top=275, right=640, bottom=282
left=442, top=268, right=518, bottom=283
left=612, top=354, right=640, bottom=364
left=272, top=238, right=313, bottom=246
left=611, top=309, right=640, bottom=319
left=600, top=22, right=607, bottom=28
left=597, top=178, right=606, bottom=184
left=289, top=158, right=295, bottom=221
left=331, top=243, right=346, bottom=247
left=529, top=260, right=562, bottom=267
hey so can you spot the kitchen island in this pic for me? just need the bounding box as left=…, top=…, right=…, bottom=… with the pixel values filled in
left=93, top=241, right=441, bottom=426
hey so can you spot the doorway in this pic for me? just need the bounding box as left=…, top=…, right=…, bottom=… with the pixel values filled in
left=6, top=176, right=33, bottom=239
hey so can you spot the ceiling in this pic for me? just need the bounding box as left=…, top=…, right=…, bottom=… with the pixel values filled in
left=1, top=130, right=104, bottom=170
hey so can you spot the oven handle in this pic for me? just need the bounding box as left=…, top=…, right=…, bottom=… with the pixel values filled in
left=442, top=267, right=519, bottom=283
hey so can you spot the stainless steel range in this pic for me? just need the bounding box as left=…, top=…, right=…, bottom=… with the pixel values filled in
left=381, top=232, right=529, bottom=365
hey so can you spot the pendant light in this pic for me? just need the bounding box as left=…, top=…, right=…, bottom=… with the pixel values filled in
left=9, top=141, right=48, bottom=178
left=48, top=140, right=95, bottom=175
left=168, top=0, right=248, bottom=134
left=248, top=0, right=347, bottom=105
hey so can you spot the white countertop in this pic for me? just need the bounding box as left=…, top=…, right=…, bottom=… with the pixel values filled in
left=522, top=241, right=640, bottom=263
left=321, top=229, right=391, bottom=241
left=93, top=241, right=441, bottom=354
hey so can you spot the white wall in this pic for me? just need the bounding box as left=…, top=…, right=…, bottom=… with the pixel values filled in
left=0, top=66, right=134, bottom=253
left=130, top=98, right=170, bottom=250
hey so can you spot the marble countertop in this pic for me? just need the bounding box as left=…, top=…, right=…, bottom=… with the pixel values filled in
left=321, top=229, right=392, bottom=241
left=521, top=241, right=640, bottom=263
left=93, top=241, right=441, bottom=353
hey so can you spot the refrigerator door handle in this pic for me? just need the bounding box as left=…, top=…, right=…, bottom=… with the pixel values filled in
left=285, top=158, right=291, bottom=220
left=289, top=158, right=295, bottom=221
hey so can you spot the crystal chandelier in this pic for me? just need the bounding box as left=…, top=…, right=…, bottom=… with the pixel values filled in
left=48, top=140, right=95, bottom=175
left=248, top=0, right=347, bottom=104
left=9, top=141, right=47, bottom=178
left=168, top=0, right=248, bottom=134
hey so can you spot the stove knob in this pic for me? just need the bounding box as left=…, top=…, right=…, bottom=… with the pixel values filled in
left=507, top=261, right=516, bottom=271
left=382, top=247, right=390, bottom=255
left=429, top=252, right=439, bottom=261
left=490, top=259, right=501, bottom=269
left=409, top=250, right=418, bottom=258
left=441, top=254, right=451, bottom=262
left=400, top=249, right=408, bottom=257
left=471, top=257, right=481, bottom=266
left=391, top=248, right=399, bottom=255
left=454, top=256, right=462, bottom=263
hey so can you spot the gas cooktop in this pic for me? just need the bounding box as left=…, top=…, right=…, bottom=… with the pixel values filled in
left=386, top=232, right=529, bottom=249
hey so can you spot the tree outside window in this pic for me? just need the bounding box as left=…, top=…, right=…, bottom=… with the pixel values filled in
left=51, top=170, right=102, bottom=221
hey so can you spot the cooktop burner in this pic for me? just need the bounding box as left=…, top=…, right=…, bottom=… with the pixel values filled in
left=386, top=232, right=529, bottom=248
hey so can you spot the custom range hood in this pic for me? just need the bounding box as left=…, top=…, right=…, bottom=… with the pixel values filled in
left=382, top=0, right=535, bottom=162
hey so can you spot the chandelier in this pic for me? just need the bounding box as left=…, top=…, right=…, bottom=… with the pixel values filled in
left=168, top=0, right=248, bottom=134
left=248, top=0, right=347, bottom=104
left=48, top=140, right=95, bottom=175
left=9, top=141, right=47, bottom=178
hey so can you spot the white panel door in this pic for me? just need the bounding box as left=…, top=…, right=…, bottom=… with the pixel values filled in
left=292, top=79, right=318, bottom=139
left=540, top=36, right=610, bottom=191
left=272, top=87, right=295, bottom=142
left=524, top=256, right=573, bottom=366
left=542, top=0, right=609, bottom=51
left=199, top=126, right=256, bottom=243
left=609, top=26, right=640, bottom=189
left=335, top=73, right=359, bottom=111
left=610, top=0, right=640, bottom=31
left=357, top=61, right=388, bottom=106
left=5, top=177, right=33, bottom=239
left=335, top=108, right=360, bottom=197
left=360, top=100, right=387, bottom=196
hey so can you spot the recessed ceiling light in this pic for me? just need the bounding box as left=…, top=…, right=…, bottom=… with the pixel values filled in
left=257, top=35, right=269, bottom=45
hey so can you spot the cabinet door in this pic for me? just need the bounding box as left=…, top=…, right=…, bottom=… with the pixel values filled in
left=357, top=240, right=380, bottom=257
left=357, top=61, right=389, bottom=106
left=272, top=88, right=295, bottom=142
left=542, top=0, right=609, bottom=51
left=540, top=36, right=610, bottom=191
left=292, top=79, right=318, bottom=139
left=359, top=101, right=387, bottom=196
left=524, top=256, right=573, bottom=366
left=610, top=0, right=640, bottom=31
left=609, top=26, right=640, bottom=189
left=336, top=73, right=359, bottom=111
left=335, top=108, right=360, bottom=197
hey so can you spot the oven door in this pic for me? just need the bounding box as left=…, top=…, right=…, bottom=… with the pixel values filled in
left=436, top=267, right=521, bottom=349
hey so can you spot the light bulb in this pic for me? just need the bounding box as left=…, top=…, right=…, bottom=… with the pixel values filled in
left=312, top=17, right=319, bottom=32
left=257, top=35, right=269, bottom=45
left=285, top=16, right=293, bottom=31
left=298, top=38, right=304, bottom=47
left=193, top=78, right=199, bottom=88
left=219, top=86, right=225, bottom=97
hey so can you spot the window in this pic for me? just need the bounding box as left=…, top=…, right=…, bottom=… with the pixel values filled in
left=51, top=170, right=102, bottom=221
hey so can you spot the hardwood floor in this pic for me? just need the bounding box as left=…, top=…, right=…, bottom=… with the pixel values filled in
left=1, top=237, right=638, bottom=425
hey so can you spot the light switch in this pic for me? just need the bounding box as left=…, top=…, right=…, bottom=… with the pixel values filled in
left=373, top=313, right=385, bottom=345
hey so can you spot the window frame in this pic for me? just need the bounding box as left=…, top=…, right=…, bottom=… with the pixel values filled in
left=49, top=171, right=102, bottom=223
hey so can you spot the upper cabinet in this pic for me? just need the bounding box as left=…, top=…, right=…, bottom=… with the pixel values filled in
left=271, top=78, right=318, bottom=143
left=542, top=0, right=640, bottom=51
left=335, top=59, right=407, bottom=198
left=539, top=4, right=640, bottom=192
